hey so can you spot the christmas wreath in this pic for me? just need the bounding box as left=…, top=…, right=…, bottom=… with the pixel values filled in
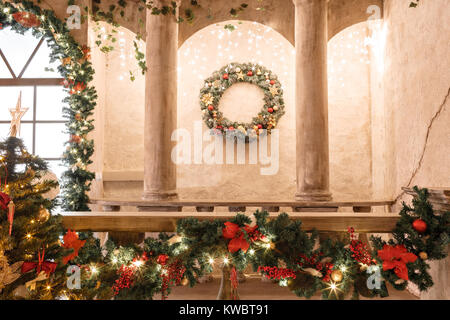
left=200, top=63, right=285, bottom=140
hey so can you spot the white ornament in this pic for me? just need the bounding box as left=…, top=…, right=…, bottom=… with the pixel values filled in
left=235, top=67, right=241, bottom=73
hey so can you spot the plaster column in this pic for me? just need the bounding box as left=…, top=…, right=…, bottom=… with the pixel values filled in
left=142, top=0, right=180, bottom=201
left=293, top=0, right=332, bottom=201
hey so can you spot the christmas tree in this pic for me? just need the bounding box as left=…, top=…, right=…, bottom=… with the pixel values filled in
left=0, top=136, right=68, bottom=299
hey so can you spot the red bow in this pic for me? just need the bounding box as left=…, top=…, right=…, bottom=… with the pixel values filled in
left=21, top=248, right=57, bottom=276
left=377, top=244, right=418, bottom=280
left=222, top=222, right=263, bottom=253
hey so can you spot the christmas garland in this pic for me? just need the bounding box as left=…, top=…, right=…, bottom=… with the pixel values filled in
left=68, top=187, right=448, bottom=300
left=0, top=0, right=96, bottom=211
left=200, top=63, right=285, bottom=140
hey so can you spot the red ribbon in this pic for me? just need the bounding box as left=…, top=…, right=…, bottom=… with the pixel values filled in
left=21, top=248, right=57, bottom=276
left=230, top=266, right=238, bottom=300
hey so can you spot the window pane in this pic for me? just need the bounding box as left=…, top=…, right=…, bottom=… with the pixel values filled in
left=36, top=86, right=67, bottom=120
left=35, top=123, right=67, bottom=159
left=0, top=86, right=34, bottom=121
left=0, top=28, right=41, bottom=76
left=22, top=39, right=62, bottom=78
left=0, top=123, right=33, bottom=152
left=46, top=160, right=65, bottom=181
left=0, top=58, right=13, bottom=78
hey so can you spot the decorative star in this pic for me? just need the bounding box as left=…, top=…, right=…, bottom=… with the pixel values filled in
left=237, top=71, right=245, bottom=80
left=269, top=86, right=279, bottom=97
left=9, top=91, right=29, bottom=137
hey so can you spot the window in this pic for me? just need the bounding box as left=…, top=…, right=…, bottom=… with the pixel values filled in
left=0, top=28, right=67, bottom=179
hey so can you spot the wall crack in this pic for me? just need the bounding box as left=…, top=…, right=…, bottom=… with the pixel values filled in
left=394, top=85, right=450, bottom=203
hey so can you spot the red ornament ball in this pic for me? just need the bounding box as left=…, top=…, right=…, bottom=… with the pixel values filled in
left=223, top=73, right=229, bottom=80
left=257, top=124, right=263, bottom=129
left=247, top=71, right=253, bottom=76
left=228, top=126, right=234, bottom=130
left=208, top=105, right=214, bottom=111
left=270, top=80, right=275, bottom=85
left=268, top=108, right=274, bottom=113
left=412, top=219, right=427, bottom=233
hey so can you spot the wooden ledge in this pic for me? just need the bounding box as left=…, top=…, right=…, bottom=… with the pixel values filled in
left=90, top=199, right=395, bottom=207
left=61, top=212, right=400, bottom=233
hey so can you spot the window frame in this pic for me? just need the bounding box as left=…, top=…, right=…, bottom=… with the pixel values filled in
left=0, top=34, right=65, bottom=161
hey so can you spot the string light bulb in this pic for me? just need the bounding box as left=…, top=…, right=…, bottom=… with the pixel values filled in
left=223, top=257, right=229, bottom=265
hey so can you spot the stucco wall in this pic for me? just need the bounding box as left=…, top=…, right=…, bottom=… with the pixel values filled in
left=383, top=0, right=450, bottom=205
left=96, top=20, right=380, bottom=201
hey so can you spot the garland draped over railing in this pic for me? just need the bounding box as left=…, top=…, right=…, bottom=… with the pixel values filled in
left=0, top=0, right=95, bottom=211
left=64, top=187, right=449, bottom=300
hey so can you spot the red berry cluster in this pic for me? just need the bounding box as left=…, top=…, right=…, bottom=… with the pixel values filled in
left=160, top=259, right=186, bottom=300
left=245, top=225, right=265, bottom=242
left=112, top=264, right=135, bottom=296
left=258, top=266, right=297, bottom=280
left=297, top=253, right=334, bottom=282
left=112, top=253, right=149, bottom=296
left=348, top=227, right=373, bottom=266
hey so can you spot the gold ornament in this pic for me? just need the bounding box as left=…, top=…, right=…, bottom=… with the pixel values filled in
left=330, top=270, right=343, bottom=283
left=181, top=278, right=189, bottom=286
left=237, top=71, right=245, bottom=80
left=269, top=86, right=279, bottom=97
left=201, top=93, right=214, bottom=105
left=256, top=69, right=262, bottom=76
left=38, top=207, right=50, bottom=222
left=419, top=252, right=428, bottom=260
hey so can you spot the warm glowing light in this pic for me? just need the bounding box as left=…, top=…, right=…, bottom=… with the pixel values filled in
left=223, top=257, right=229, bottom=265
left=46, top=285, right=51, bottom=290
left=249, top=249, right=255, bottom=255
left=340, top=266, right=347, bottom=273
left=208, top=258, right=214, bottom=264
left=26, top=233, right=32, bottom=239
left=91, top=266, right=98, bottom=274
left=112, top=257, right=118, bottom=264
left=133, top=260, right=143, bottom=268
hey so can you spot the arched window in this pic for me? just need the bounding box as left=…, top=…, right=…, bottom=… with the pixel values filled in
left=0, top=28, right=67, bottom=178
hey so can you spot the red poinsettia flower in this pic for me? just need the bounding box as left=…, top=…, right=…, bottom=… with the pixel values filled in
left=62, top=230, right=86, bottom=265
left=228, top=233, right=250, bottom=253
left=70, top=82, right=87, bottom=95
left=377, top=244, right=418, bottom=280
left=223, top=222, right=241, bottom=239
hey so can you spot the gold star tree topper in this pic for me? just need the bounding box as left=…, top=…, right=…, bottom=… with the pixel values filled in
left=9, top=91, right=29, bottom=137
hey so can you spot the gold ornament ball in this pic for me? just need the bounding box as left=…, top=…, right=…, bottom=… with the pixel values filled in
left=331, top=270, right=343, bottom=283
left=419, top=252, right=428, bottom=260
left=181, top=278, right=189, bottom=286
left=38, top=207, right=50, bottom=222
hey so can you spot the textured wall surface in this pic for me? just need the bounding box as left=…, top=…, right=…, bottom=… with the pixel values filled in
left=98, top=20, right=379, bottom=200
left=383, top=0, right=450, bottom=204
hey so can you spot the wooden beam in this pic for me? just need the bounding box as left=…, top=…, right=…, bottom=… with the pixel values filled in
left=0, top=78, right=63, bottom=86
left=61, top=212, right=400, bottom=233
left=90, top=198, right=395, bottom=208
